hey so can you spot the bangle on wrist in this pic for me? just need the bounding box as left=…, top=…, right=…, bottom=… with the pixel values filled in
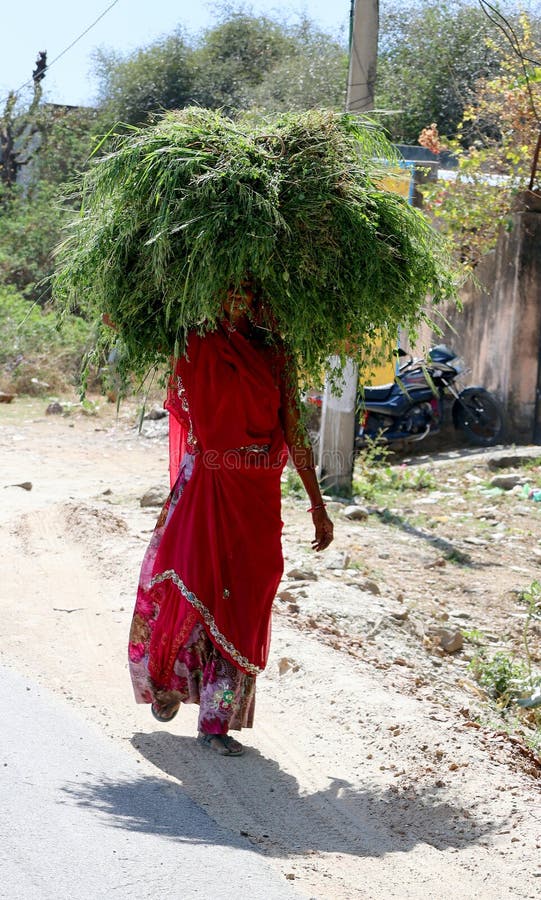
left=307, top=503, right=326, bottom=513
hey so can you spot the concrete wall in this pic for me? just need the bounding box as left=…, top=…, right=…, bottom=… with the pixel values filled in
left=415, top=192, right=541, bottom=443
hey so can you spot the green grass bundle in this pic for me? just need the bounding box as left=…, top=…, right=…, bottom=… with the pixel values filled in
left=53, top=108, right=456, bottom=386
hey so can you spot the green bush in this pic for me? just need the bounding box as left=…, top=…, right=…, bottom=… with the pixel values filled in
left=0, top=287, right=90, bottom=394
left=469, top=650, right=529, bottom=706
left=281, top=468, right=305, bottom=499
left=353, top=437, right=437, bottom=500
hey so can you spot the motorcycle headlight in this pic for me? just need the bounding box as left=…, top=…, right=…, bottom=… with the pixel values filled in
left=450, top=356, right=465, bottom=374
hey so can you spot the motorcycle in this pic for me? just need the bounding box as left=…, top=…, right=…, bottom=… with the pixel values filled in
left=356, top=344, right=504, bottom=448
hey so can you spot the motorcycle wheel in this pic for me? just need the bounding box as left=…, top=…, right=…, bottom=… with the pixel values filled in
left=453, top=388, right=504, bottom=446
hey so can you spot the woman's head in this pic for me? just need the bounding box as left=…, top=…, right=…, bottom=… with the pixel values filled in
left=223, top=282, right=256, bottom=325
left=222, top=280, right=281, bottom=340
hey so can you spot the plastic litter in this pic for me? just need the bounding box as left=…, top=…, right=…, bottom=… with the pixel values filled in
left=520, top=483, right=541, bottom=502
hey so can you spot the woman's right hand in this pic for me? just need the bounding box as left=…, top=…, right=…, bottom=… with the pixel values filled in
left=311, top=507, right=334, bottom=552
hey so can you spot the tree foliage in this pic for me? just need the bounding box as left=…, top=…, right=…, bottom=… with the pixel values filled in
left=0, top=283, right=90, bottom=394
left=0, top=102, right=98, bottom=301
left=190, top=12, right=294, bottom=111
left=247, top=19, right=347, bottom=112
left=7, top=0, right=540, bottom=395
left=375, top=0, right=535, bottom=144
left=423, top=15, right=541, bottom=267
left=1, top=9, right=347, bottom=321
left=93, top=30, right=195, bottom=127
left=91, top=3, right=541, bottom=145
left=93, top=12, right=346, bottom=125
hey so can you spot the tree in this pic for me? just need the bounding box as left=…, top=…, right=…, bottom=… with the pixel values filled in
left=422, top=15, right=541, bottom=267
left=0, top=101, right=98, bottom=300
left=375, top=0, right=532, bottom=144
left=191, top=12, right=293, bottom=111
left=0, top=74, right=44, bottom=189
left=246, top=19, right=347, bottom=112
left=93, top=30, right=195, bottom=126
left=92, top=12, right=347, bottom=123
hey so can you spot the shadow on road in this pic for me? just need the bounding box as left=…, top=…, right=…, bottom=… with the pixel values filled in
left=62, top=730, right=499, bottom=860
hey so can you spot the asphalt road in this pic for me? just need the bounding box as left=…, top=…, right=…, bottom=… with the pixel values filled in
left=0, top=665, right=300, bottom=900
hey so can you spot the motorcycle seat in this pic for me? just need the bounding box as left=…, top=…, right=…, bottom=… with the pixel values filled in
left=361, top=382, right=395, bottom=403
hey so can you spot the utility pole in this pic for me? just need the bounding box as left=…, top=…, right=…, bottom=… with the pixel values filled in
left=318, top=0, right=379, bottom=495
left=33, top=51, right=47, bottom=85
left=0, top=52, right=47, bottom=188
left=346, top=0, right=379, bottom=113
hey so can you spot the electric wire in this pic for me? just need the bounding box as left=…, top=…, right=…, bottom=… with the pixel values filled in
left=478, top=0, right=541, bottom=68
left=0, top=0, right=122, bottom=110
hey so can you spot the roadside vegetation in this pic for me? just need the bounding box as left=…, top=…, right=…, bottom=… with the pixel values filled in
left=421, top=15, right=541, bottom=267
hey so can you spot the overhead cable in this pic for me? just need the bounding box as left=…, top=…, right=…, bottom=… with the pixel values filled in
left=0, top=0, right=122, bottom=109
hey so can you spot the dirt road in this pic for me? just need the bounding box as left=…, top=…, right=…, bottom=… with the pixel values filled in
left=1, top=399, right=540, bottom=899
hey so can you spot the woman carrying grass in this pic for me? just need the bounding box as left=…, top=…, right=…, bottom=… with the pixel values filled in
left=128, top=285, right=333, bottom=756
left=54, top=108, right=455, bottom=753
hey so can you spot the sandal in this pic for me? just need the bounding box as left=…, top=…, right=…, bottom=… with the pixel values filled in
left=151, top=700, right=180, bottom=723
left=197, top=731, right=244, bottom=757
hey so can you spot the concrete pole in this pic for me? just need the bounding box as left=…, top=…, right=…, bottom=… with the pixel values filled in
left=318, top=0, right=379, bottom=495
left=346, top=0, right=379, bottom=113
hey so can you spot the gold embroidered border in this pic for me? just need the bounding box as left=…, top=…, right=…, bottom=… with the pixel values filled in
left=150, top=569, right=262, bottom=676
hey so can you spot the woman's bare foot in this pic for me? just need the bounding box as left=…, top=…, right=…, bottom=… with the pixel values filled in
left=151, top=699, right=180, bottom=722
left=197, top=731, right=244, bottom=756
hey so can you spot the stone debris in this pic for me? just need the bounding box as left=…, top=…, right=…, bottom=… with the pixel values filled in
left=278, top=657, right=299, bottom=676
left=476, top=508, right=498, bottom=519
left=357, top=578, right=381, bottom=595
left=489, top=473, right=525, bottom=490
left=324, top=551, right=350, bottom=570
left=488, top=453, right=541, bottom=470
left=140, top=485, right=169, bottom=507
left=6, top=481, right=33, bottom=491
left=343, top=504, right=369, bottom=521
left=286, top=567, right=318, bottom=581
left=428, top=626, right=464, bottom=654
left=140, top=419, right=169, bottom=439
left=426, top=557, right=447, bottom=569
left=276, top=590, right=298, bottom=603
left=46, top=401, right=64, bottom=415
left=390, top=608, right=409, bottom=621
left=144, top=406, right=168, bottom=420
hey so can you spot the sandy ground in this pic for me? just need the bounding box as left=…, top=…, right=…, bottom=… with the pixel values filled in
left=1, top=398, right=541, bottom=899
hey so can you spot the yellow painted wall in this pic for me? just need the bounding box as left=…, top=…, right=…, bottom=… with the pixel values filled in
left=366, top=348, right=396, bottom=386
left=365, top=165, right=413, bottom=386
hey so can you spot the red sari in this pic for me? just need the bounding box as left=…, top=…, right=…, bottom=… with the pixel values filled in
left=129, top=326, right=288, bottom=713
